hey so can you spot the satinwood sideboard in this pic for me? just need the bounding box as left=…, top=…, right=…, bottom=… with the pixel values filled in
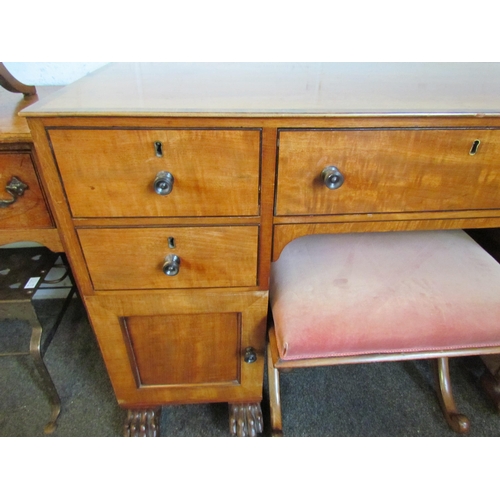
left=17, top=62, right=500, bottom=436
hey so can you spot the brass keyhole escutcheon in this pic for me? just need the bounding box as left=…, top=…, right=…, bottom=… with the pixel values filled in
left=154, top=141, right=163, bottom=157
left=469, top=140, right=480, bottom=155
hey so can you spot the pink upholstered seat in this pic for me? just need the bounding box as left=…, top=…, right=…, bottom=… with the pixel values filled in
left=270, top=230, right=500, bottom=361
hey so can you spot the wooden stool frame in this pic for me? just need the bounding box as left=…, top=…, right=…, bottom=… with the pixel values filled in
left=267, top=325, right=500, bottom=436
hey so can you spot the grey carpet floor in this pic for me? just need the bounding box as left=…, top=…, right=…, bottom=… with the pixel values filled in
left=1, top=298, right=499, bottom=437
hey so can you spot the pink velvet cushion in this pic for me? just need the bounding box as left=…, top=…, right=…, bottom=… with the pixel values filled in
left=270, top=230, right=500, bottom=361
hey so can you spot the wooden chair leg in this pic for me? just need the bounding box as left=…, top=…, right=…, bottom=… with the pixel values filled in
left=434, top=357, right=470, bottom=434
left=267, top=343, right=283, bottom=436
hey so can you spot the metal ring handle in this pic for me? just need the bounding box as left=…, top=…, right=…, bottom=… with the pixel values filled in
left=153, top=171, right=174, bottom=195
left=321, top=166, right=344, bottom=190
left=0, top=176, right=28, bottom=207
left=163, top=254, right=180, bottom=276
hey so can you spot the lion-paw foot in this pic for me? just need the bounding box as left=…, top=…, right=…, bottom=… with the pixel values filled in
left=123, top=408, right=160, bottom=437
left=229, top=403, right=263, bottom=437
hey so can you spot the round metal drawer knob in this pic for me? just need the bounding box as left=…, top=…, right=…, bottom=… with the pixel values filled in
left=321, top=166, right=344, bottom=190
left=154, top=171, right=174, bottom=195
left=244, top=347, right=257, bottom=363
left=163, top=254, right=180, bottom=276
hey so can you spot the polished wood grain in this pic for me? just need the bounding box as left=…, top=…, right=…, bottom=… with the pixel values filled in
left=20, top=63, right=500, bottom=117
left=35, top=114, right=500, bottom=132
left=0, top=152, right=53, bottom=228
left=20, top=63, right=500, bottom=435
left=73, top=216, right=261, bottom=227
left=0, top=229, right=62, bottom=252
left=26, top=118, right=94, bottom=295
left=0, top=86, right=63, bottom=251
left=276, top=129, right=500, bottom=216
left=85, top=291, right=268, bottom=406
left=124, top=312, right=239, bottom=386
left=78, top=226, right=259, bottom=290
left=49, top=128, right=261, bottom=217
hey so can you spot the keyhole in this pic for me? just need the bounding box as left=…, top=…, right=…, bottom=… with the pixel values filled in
left=168, top=237, right=176, bottom=249
left=469, top=140, right=480, bottom=155
left=154, top=141, right=163, bottom=157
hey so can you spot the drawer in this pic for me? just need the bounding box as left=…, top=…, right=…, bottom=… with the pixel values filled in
left=78, top=226, right=259, bottom=290
left=0, top=152, right=53, bottom=229
left=49, top=128, right=261, bottom=218
left=276, top=129, right=500, bottom=216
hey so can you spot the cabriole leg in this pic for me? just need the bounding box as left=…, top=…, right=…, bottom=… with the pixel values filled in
left=28, top=314, right=61, bottom=434
left=267, top=343, right=283, bottom=437
left=434, top=357, right=470, bottom=434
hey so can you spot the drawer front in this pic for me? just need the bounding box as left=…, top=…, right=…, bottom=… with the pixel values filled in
left=49, top=128, right=261, bottom=218
left=78, top=226, right=259, bottom=290
left=276, top=129, right=500, bottom=215
left=0, top=152, right=53, bottom=229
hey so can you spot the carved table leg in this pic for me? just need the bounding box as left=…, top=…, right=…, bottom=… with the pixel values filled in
left=124, top=408, right=160, bottom=437
left=229, top=402, right=263, bottom=437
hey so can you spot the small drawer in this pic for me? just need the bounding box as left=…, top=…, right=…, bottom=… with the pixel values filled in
left=49, top=128, right=261, bottom=218
left=0, top=152, right=53, bottom=229
left=78, top=226, right=259, bottom=290
left=276, top=129, right=500, bottom=216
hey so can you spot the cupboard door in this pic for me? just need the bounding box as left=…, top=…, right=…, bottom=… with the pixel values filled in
left=124, top=312, right=240, bottom=386
left=85, top=291, right=268, bottom=406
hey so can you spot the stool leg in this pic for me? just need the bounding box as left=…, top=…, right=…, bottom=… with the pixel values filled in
left=267, top=343, right=283, bottom=437
left=28, top=312, right=61, bottom=434
left=434, top=357, right=470, bottom=434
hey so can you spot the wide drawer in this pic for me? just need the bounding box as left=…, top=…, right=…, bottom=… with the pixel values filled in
left=0, top=152, right=53, bottom=229
left=78, top=226, right=259, bottom=290
left=49, top=128, right=261, bottom=218
left=276, top=129, right=500, bottom=216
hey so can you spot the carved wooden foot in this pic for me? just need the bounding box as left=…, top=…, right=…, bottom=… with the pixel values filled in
left=434, top=358, right=470, bottom=434
left=229, top=403, right=263, bottom=436
left=479, top=371, right=500, bottom=413
left=123, top=408, right=160, bottom=437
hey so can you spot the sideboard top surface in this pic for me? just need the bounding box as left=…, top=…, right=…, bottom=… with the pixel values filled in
left=20, top=62, right=500, bottom=118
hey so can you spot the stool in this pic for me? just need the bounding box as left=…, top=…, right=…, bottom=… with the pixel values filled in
left=267, top=230, right=500, bottom=436
left=0, top=247, right=76, bottom=434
